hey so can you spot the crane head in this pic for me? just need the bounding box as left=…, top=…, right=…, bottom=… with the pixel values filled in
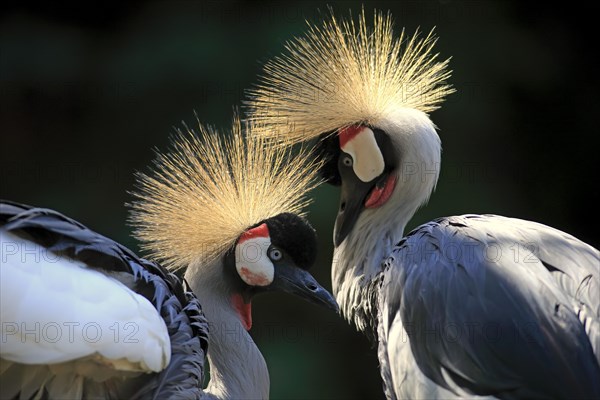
left=246, top=9, right=453, bottom=246
left=314, top=108, right=442, bottom=246
left=129, top=112, right=324, bottom=271
left=315, top=126, right=399, bottom=246
left=129, top=112, right=337, bottom=330
left=222, top=212, right=337, bottom=329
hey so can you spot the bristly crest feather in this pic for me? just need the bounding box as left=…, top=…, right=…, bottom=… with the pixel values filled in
left=245, top=9, right=454, bottom=143
left=129, top=113, right=322, bottom=271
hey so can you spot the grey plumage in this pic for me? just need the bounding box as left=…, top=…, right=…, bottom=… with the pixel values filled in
left=0, top=200, right=208, bottom=399
left=379, top=214, right=600, bottom=399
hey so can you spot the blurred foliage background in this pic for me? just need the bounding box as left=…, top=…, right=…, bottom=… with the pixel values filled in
left=1, top=1, right=597, bottom=399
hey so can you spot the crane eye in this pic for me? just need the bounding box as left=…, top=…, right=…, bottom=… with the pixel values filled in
left=342, top=155, right=353, bottom=167
left=268, top=247, right=283, bottom=261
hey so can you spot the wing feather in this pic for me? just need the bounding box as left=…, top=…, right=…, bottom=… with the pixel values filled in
left=0, top=200, right=209, bottom=399
left=382, top=215, right=600, bottom=399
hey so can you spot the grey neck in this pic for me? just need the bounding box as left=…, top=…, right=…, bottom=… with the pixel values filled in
left=185, top=261, right=270, bottom=400
left=332, top=207, right=408, bottom=337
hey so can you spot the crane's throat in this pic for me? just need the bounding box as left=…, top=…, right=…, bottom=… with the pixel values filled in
left=231, top=293, right=252, bottom=330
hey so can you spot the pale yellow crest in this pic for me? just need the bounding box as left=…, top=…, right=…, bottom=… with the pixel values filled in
left=246, top=9, right=454, bottom=143
left=129, top=113, right=322, bottom=270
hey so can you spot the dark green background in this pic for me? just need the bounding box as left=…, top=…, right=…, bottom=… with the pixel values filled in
left=1, top=2, right=597, bottom=399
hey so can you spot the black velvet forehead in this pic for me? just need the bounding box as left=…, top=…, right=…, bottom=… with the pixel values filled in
left=262, top=212, right=317, bottom=270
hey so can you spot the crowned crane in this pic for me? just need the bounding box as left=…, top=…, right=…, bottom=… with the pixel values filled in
left=0, top=115, right=338, bottom=399
left=246, top=10, right=600, bottom=399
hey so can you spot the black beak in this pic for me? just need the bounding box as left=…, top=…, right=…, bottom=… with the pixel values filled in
left=270, top=261, right=339, bottom=313
left=334, top=174, right=376, bottom=247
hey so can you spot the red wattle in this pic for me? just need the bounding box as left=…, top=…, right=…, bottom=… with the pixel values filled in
left=365, top=175, right=397, bottom=209
left=231, top=293, right=252, bottom=331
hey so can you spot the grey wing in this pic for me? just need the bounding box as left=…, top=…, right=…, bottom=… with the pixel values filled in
left=0, top=200, right=209, bottom=399
left=380, top=214, right=600, bottom=399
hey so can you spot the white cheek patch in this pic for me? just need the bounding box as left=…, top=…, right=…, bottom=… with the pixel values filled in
left=235, top=236, right=274, bottom=287
left=339, top=126, right=385, bottom=182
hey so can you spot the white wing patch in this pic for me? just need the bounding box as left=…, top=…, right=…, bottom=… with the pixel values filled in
left=0, top=231, right=170, bottom=373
